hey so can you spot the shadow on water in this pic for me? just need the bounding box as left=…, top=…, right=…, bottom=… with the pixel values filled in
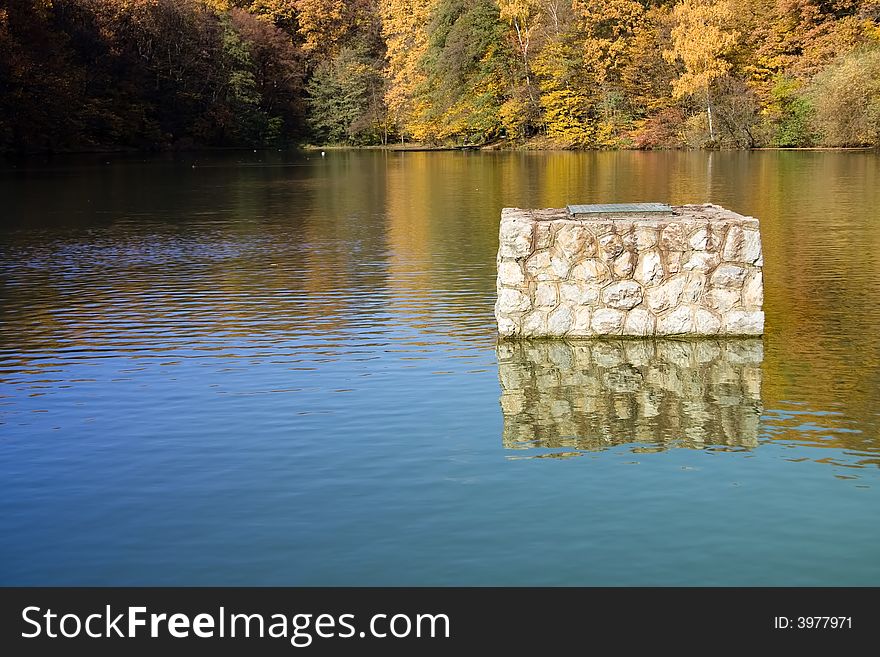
left=497, top=338, right=763, bottom=457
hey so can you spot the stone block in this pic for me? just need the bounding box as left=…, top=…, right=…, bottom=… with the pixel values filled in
left=495, top=204, right=764, bottom=337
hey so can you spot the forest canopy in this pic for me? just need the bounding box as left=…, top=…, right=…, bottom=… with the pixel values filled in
left=1, top=0, right=878, bottom=152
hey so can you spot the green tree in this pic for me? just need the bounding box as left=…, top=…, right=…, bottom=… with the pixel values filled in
left=414, top=0, right=512, bottom=144
left=764, top=75, right=816, bottom=146
left=307, top=46, right=386, bottom=143
left=216, top=13, right=268, bottom=142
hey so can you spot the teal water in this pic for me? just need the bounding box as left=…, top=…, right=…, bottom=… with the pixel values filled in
left=1, top=150, right=879, bottom=585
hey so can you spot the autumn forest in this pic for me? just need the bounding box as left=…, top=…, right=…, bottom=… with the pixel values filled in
left=2, top=0, right=879, bottom=153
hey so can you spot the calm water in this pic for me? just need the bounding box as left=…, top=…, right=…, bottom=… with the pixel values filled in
left=2, top=150, right=879, bottom=585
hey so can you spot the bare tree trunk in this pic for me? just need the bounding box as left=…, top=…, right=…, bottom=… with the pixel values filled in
left=706, top=87, right=715, bottom=142
left=512, top=19, right=532, bottom=90
left=546, top=0, right=561, bottom=36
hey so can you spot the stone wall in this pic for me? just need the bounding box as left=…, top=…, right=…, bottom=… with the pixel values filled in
left=495, top=204, right=764, bottom=337
left=498, top=338, right=763, bottom=454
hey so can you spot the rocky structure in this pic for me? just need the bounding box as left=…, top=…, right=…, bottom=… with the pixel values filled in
left=498, top=338, right=763, bottom=453
left=495, top=204, right=764, bottom=337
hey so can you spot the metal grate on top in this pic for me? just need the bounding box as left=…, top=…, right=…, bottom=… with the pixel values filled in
left=567, top=203, right=674, bottom=217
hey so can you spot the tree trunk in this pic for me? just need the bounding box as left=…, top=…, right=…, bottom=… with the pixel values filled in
left=513, top=18, right=537, bottom=108
left=706, top=87, right=715, bottom=142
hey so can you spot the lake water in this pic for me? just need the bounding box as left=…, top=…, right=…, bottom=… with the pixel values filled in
left=2, top=150, right=879, bottom=585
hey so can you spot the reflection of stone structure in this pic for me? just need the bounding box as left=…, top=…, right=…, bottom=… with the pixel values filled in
left=498, top=338, right=763, bottom=453
left=495, top=204, right=764, bottom=337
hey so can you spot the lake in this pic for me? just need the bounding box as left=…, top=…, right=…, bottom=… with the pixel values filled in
left=1, top=149, right=879, bottom=585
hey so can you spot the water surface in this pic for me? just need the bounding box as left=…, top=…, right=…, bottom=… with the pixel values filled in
left=2, top=150, right=879, bottom=585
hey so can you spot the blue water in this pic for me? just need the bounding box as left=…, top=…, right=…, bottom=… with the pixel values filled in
left=1, top=150, right=879, bottom=585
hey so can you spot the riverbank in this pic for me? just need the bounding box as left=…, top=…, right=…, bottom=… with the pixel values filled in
left=304, top=141, right=877, bottom=153
left=5, top=141, right=874, bottom=162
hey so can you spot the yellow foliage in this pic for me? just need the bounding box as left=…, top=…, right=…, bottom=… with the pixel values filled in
left=199, top=0, right=230, bottom=11
left=540, top=88, right=593, bottom=146
left=594, top=121, right=621, bottom=148
left=498, top=0, right=545, bottom=28
left=664, top=0, right=738, bottom=99
left=499, top=96, right=532, bottom=139
left=576, top=0, right=646, bottom=85
left=380, top=0, right=438, bottom=137
left=296, top=0, right=370, bottom=57
left=246, top=1, right=298, bottom=24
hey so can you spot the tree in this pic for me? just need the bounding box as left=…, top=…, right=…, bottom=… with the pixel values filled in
left=533, top=36, right=594, bottom=146
left=0, top=0, right=91, bottom=151
left=709, top=74, right=762, bottom=147
left=412, top=0, right=512, bottom=144
left=576, top=0, right=647, bottom=87
left=380, top=0, right=437, bottom=141
left=497, top=0, right=543, bottom=136
left=808, top=45, right=880, bottom=145
left=574, top=0, right=639, bottom=143
left=230, top=8, right=306, bottom=139
left=243, top=0, right=299, bottom=34
left=307, top=46, right=386, bottom=143
left=664, top=0, right=739, bottom=142
left=0, top=0, right=307, bottom=152
left=764, top=74, right=817, bottom=146
left=755, top=0, right=873, bottom=78
left=295, top=0, right=380, bottom=60
left=2, top=0, right=878, bottom=152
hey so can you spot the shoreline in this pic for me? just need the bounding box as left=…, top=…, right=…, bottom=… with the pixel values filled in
left=3, top=144, right=875, bottom=160
left=305, top=143, right=878, bottom=153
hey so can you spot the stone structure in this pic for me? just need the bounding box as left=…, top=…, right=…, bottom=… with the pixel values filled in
left=498, top=338, right=763, bottom=453
left=495, top=204, right=764, bottom=337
